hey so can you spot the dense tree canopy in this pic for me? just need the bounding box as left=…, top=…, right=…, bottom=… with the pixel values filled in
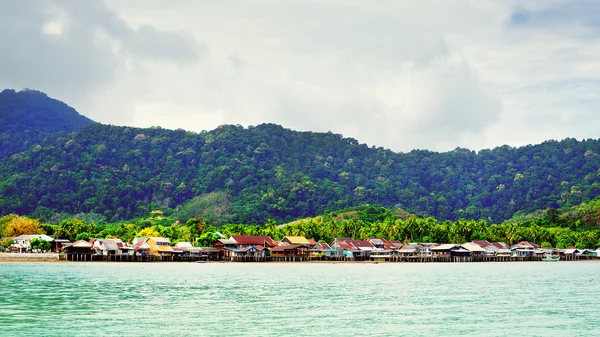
left=1, top=122, right=600, bottom=224
left=2, top=215, right=44, bottom=237
left=1, top=89, right=600, bottom=225
left=0, top=89, right=94, bottom=159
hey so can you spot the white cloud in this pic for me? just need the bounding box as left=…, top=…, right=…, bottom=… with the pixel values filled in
left=1, top=0, right=600, bottom=152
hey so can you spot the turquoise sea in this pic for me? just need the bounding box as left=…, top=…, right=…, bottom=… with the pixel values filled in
left=1, top=261, right=599, bottom=336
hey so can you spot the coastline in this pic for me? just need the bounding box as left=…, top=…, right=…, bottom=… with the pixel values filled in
left=1, top=255, right=597, bottom=264
left=0, top=253, right=61, bottom=262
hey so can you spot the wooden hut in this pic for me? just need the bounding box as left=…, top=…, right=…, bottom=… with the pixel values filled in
left=65, top=240, right=94, bottom=261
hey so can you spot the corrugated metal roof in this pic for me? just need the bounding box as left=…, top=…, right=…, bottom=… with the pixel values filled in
left=135, top=241, right=150, bottom=250
left=232, top=236, right=276, bottom=246
left=226, top=246, right=258, bottom=253
left=270, top=244, right=304, bottom=252
left=353, top=240, right=374, bottom=248
left=133, top=237, right=148, bottom=245
left=315, top=242, right=331, bottom=250
left=461, top=243, right=486, bottom=252
left=431, top=244, right=458, bottom=251
left=398, top=248, right=417, bottom=253
left=156, top=245, right=174, bottom=252
left=518, top=241, right=539, bottom=249
left=174, top=242, right=194, bottom=249
left=491, top=242, right=510, bottom=249
left=370, top=250, right=392, bottom=254
left=149, top=237, right=171, bottom=244
left=100, top=239, right=119, bottom=251
left=283, top=236, right=311, bottom=245
left=472, top=240, right=492, bottom=248
left=368, top=238, right=386, bottom=246
left=13, top=234, right=54, bottom=242
left=71, top=240, right=93, bottom=248
left=199, top=247, right=220, bottom=253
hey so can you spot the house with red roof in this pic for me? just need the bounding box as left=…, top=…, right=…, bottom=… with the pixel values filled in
left=367, top=238, right=386, bottom=249
left=330, top=238, right=374, bottom=260
left=214, top=236, right=276, bottom=258
left=517, top=241, right=539, bottom=249
left=231, top=236, right=277, bottom=247
left=511, top=241, right=539, bottom=257
left=491, top=242, right=510, bottom=250
left=383, top=239, right=403, bottom=251
left=472, top=240, right=493, bottom=248
left=133, top=238, right=151, bottom=255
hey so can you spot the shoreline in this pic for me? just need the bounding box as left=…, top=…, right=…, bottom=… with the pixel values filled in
left=0, top=253, right=61, bottom=262
left=1, top=256, right=597, bottom=264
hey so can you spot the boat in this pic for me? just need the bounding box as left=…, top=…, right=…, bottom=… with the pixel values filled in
left=542, top=256, right=560, bottom=262
left=196, top=260, right=207, bottom=263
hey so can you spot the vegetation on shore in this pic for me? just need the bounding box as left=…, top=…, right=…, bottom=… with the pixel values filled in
left=3, top=203, right=600, bottom=250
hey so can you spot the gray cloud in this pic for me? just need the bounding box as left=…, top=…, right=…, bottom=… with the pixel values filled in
left=1, top=0, right=599, bottom=152
left=128, top=25, right=205, bottom=63
left=0, top=1, right=117, bottom=101
left=0, top=0, right=203, bottom=124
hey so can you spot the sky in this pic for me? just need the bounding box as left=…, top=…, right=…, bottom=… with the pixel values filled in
left=1, top=0, right=599, bottom=152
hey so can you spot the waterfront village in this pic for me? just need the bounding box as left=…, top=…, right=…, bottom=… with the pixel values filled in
left=2, top=233, right=600, bottom=263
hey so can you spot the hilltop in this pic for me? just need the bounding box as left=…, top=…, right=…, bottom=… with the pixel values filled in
left=1, top=89, right=600, bottom=225
left=0, top=89, right=95, bottom=159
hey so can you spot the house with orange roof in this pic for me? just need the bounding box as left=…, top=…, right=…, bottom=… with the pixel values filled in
left=146, top=237, right=174, bottom=256
left=281, top=236, right=311, bottom=246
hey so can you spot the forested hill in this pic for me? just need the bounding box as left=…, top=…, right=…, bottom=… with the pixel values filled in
left=0, top=89, right=95, bottom=159
left=1, top=108, right=600, bottom=224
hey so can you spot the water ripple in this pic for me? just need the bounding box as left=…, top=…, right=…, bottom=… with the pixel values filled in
left=1, top=262, right=600, bottom=336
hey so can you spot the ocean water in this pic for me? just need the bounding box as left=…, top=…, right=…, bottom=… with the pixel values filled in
left=1, top=261, right=599, bottom=336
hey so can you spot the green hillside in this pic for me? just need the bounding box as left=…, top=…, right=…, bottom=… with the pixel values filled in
left=1, top=89, right=600, bottom=224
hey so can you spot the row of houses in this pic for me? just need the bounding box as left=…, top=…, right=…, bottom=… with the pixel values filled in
left=213, top=236, right=600, bottom=261
left=6, top=234, right=70, bottom=253
left=4, top=235, right=220, bottom=260
left=4, top=234, right=600, bottom=262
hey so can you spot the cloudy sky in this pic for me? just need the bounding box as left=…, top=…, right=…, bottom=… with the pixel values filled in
left=1, top=0, right=599, bottom=152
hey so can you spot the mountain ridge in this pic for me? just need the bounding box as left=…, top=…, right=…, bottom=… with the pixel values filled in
left=1, top=89, right=599, bottom=225
left=0, top=88, right=95, bottom=159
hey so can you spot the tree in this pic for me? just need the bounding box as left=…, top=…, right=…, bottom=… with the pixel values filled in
left=30, top=237, right=51, bottom=252
left=54, top=219, right=91, bottom=242
left=0, top=214, right=19, bottom=237
left=0, top=238, right=14, bottom=251
left=4, top=216, right=44, bottom=237
left=75, top=232, right=90, bottom=241
left=136, top=227, right=160, bottom=238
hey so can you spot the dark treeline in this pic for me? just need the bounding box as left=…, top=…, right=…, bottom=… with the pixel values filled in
left=1, top=89, right=600, bottom=224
